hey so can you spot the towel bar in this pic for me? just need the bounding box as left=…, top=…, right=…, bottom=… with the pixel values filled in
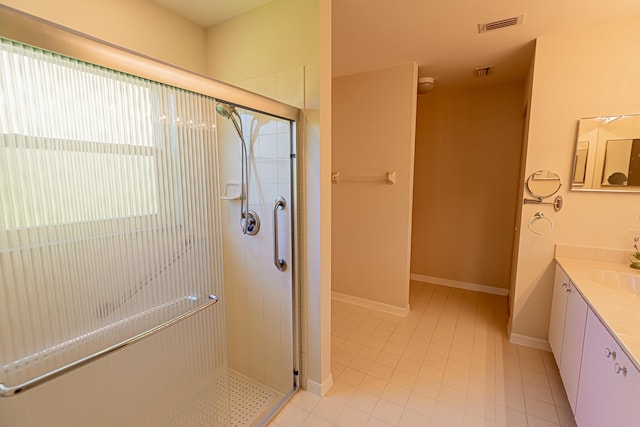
left=0, top=294, right=218, bottom=397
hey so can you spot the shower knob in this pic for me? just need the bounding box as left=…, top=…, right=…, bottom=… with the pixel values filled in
left=242, top=210, right=260, bottom=236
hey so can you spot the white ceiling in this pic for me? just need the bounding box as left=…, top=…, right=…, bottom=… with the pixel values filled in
left=333, top=0, right=640, bottom=87
left=152, top=0, right=640, bottom=87
left=151, top=0, right=272, bottom=28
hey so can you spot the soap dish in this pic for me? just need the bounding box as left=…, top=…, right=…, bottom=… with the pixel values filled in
left=220, top=182, right=243, bottom=200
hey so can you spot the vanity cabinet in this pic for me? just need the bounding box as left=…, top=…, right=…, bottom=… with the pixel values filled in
left=576, top=309, right=640, bottom=427
left=548, top=265, right=588, bottom=414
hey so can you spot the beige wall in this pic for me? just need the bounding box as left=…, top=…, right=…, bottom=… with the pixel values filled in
left=206, top=0, right=332, bottom=394
left=332, top=62, right=418, bottom=311
left=1, top=0, right=207, bottom=73
left=411, top=83, right=525, bottom=291
left=511, top=18, right=640, bottom=341
left=508, top=55, right=535, bottom=322
left=206, top=0, right=318, bottom=96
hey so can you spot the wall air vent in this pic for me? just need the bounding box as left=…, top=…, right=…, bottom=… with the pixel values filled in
left=478, top=15, right=525, bottom=33
left=474, top=66, right=494, bottom=77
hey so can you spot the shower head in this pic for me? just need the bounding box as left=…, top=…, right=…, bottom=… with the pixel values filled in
left=216, top=102, right=244, bottom=140
left=215, top=103, right=235, bottom=120
left=215, top=101, right=253, bottom=235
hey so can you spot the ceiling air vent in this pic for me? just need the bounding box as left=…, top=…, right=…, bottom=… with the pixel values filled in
left=478, top=15, right=525, bottom=33
left=474, top=66, right=494, bottom=77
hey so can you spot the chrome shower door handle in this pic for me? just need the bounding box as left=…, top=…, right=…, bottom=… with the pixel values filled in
left=273, top=196, right=287, bottom=271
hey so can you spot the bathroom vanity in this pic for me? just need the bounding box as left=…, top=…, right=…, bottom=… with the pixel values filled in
left=551, top=246, right=640, bottom=426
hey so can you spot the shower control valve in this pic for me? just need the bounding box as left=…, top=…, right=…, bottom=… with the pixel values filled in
left=242, top=210, right=260, bottom=236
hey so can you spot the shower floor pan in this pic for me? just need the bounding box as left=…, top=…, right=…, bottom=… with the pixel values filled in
left=228, top=371, right=282, bottom=426
left=161, top=370, right=282, bottom=427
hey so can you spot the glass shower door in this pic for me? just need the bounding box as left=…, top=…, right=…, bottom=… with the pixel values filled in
left=0, top=38, right=230, bottom=427
left=216, top=104, right=298, bottom=425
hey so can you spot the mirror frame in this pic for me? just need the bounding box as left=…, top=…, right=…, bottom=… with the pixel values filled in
left=526, top=169, right=562, bottom=199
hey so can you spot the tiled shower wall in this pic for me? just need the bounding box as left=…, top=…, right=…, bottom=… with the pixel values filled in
left=235, top=67, right=309, bottom=392
left=218, top=106, right=294, bottom=394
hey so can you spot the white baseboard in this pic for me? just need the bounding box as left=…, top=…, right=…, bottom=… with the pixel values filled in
left=331, top=292, right=409, bottom=317
left=410, top=273, right=509, bottom=296
left=509, top=333, right=552, bottom=352
left=306, top=374, right=333, bottom=397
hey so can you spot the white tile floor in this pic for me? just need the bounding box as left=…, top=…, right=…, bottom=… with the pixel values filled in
left=269, top=281, right=577, bottom=427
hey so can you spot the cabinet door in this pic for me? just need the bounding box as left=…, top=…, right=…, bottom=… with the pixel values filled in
left=610, top=341, right=640, bottom=425
left=549, top=266, right=570, bottom=364
left=558, top=281, right=587, bottom=414
left=577, top=309, right=617, bottom=427
left=576, top=309, right=640, bottom=427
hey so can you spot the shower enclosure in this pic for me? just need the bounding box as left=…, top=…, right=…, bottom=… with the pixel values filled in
left=0, top=6, right=299, bottom=427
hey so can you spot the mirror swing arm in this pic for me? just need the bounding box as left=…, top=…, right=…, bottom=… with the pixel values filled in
left=523, top=194, right=563, bottom=212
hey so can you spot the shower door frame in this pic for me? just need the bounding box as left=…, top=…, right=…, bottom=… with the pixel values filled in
left=214, top=101, right=302, bottom=421
left=0, top=2, right=302, bottom=420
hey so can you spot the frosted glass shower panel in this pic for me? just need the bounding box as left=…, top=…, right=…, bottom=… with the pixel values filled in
left=0, top=37, right=227, bottom=421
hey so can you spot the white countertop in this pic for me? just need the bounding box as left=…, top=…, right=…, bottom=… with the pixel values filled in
left=555, top=256, right=640, bottom=371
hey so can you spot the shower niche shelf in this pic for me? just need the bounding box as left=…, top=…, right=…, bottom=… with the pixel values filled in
left=220, top=182, right=243, bottom=200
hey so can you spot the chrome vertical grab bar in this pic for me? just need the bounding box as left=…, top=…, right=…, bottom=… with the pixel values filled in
left=0, top=294, right=219, bottom=398
left=273, top=197, right=287, bottom=271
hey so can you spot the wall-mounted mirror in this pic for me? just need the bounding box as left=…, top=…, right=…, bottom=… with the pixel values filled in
left=527, top=170, right=562, bottom=199
left=524, top=170, right=563, bottom=211
left=571, top=114, right=640, bottom=192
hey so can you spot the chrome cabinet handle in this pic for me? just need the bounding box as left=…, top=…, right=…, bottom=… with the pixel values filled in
left=562, top=282, right=568, bottom=289
left=273, top=196, right=287, bottom=271
left=615, top=362, right=627, bottom=376
left=605, top=348, right=617, bottom=359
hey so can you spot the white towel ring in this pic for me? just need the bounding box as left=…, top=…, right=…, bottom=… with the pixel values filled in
left=528, top=212, right=553, bottom=235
